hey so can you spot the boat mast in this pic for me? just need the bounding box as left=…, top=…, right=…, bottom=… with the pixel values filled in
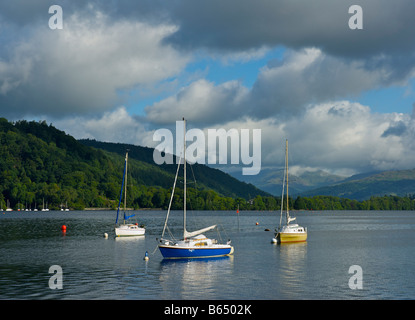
left=183, top=118, right=187, bottom=239
left=124, top=151, right=129, bottom=222
left=279, top=161, right=285, bottom=229
left=161, top=153, right=182, bottom=239
left=286, top=139, right=290, bottom=224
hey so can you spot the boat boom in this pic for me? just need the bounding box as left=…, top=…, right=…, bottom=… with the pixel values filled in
left=184, top=225, right=217, bottom=239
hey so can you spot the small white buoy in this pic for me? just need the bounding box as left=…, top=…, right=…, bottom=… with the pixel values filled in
left=104, top=233, right=108, bottom=239
left=271, top=238, right=277, bottom=244
left=143, top=251, right=149, bottom=261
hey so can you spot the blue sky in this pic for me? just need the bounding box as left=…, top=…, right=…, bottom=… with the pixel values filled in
left=1, top=0, right=415, bottom=177
left=359, top=81, right=415, bottom=114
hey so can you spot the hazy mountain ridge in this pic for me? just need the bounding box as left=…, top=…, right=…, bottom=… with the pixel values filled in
left=227, top=163, right=415, bottom=201
left=228, top=167, right=346, bottom=196
left=299, top=169, right=415, bottom=200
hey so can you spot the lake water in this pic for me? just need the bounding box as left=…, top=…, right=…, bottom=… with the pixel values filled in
left=1, top=210, right=415, bottom=300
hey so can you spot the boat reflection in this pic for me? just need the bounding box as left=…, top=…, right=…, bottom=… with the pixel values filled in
left=114, top=235, right=145, bottom=242
left=161, top=255, right=233, bottom=264
left=274, top=242, right=308, bottom=298
left=158, top=255, right=234, bottom=299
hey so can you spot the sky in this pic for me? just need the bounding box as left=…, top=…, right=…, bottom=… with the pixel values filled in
left=1, top=0, right=415, bottom=178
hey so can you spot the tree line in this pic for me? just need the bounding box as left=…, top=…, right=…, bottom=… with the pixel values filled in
left=291, top=194, right=415, bottom=211
left=135, top=192, right=415, bottom=211
left=3, top=182, right=415, bottom=211
left=130, top=189, right=415, bottom=211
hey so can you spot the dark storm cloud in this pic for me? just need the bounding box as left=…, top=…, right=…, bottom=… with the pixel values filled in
left=164, top=0, right=415, bottom=58
left=5, top=0, right=413, bottom=60
left=1, top=0, right=415, bottom=121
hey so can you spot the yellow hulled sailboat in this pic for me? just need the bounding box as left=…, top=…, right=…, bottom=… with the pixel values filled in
left=272, top=140, right=307, bottom=244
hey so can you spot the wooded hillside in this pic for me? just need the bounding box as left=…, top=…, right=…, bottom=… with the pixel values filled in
left=0, top=118, right=268, bottom=210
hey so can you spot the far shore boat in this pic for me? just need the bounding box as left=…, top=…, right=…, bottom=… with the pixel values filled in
left=114, top=151, right=145, bottom=237
left=6, top=200, right=12, bottom=212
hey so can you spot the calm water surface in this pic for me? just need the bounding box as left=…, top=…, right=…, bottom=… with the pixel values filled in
left=0, top=210, right=414, bottom=299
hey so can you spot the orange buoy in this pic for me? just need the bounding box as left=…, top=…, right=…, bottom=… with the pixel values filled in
left=256, top=222, right=259, bottom=225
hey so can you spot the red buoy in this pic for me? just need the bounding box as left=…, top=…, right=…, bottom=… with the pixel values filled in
left=61, top=225, right=67, bottom=231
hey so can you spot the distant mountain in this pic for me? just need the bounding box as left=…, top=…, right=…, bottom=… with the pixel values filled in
left=227, top=167, right=346, bottom=196
left=299, top=169, right=415, bottom=200
left=228, top=163, right=415, bottom=201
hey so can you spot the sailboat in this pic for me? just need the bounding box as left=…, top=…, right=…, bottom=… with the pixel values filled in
left=6, top=200, right=12, bottom=212
left=41, top=198, right=49, bottom=211
left=115, top=151, right=145, bottom=237
left=272, top=140, right=307, bottom=244
left=158, top=118, right=234, bottom=259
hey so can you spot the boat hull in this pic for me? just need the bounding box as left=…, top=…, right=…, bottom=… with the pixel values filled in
left=115, top=224, right=145, bottom=237
left=276, top=232, right=307, bottom=243
left=159, top=244, right=233, bottom=259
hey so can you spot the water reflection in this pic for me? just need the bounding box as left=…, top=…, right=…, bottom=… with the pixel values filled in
left=158, top=256, right=234, bottom=299
left=114, top=236, right=145, bottom=242
left=275, top=242, right=308, bottom=299
left=2, top=210, right=415, bottom=299
left=113, top=236, right=146, bottom=270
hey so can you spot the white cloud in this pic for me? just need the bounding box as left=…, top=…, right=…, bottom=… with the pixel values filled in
left=249, top=48, right=402, bottom=118
left=55, top=106, right=154, bottom=147
left=145, top=78, right=248, bottom=124
left=145, top=47, right=408, bottom=126
left=54, top=100, right=415, bottom=176
left=0, top=10, right=190, bottom=118
left=198, top=101, right=415, bottom=175
left=276, top=101, right=415, bottom=173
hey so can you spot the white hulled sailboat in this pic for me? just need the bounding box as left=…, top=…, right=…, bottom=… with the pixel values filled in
left=115, top=151, right=145, bottom=237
